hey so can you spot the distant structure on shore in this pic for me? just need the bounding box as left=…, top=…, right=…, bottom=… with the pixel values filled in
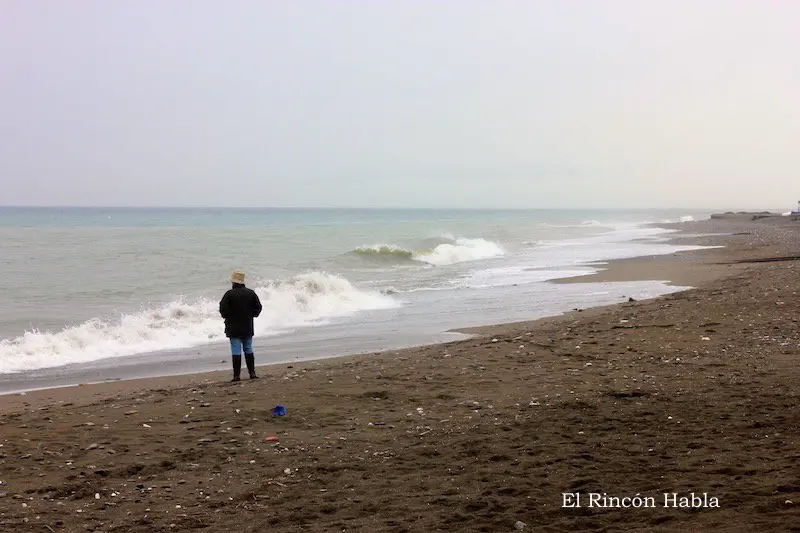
left=710, top=205, right=800, bottom=220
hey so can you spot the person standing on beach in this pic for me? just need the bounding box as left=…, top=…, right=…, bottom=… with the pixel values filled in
left=219, top=270, right=263, bottom=381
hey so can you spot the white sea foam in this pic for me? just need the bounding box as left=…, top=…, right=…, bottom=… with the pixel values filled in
left=658, top=215, right=698, bottom=223
left=413, top=237, right=504, bottom=266
left=0, top=272, right=398, bottom=373
left=539, top=220, right=615, bottom=230
left=458, top=266, right=595, bottom=289
left=353, top=237, right=504, bottom=266
left=462, top=224, right=711, bottom=290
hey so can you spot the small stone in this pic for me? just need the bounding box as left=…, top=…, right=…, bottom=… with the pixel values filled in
left=515, top=521, right=526, bottom=530
left=86, top=443, right=99, bottom=450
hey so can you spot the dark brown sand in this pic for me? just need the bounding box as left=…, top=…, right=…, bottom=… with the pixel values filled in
left=1, top=217, right=798, bottom=532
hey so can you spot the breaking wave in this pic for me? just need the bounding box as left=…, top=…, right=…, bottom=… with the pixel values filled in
left=350, top=237, right=504, bottom=266
left=352, top=245, right=415, bottom=262
left=0, top=272, right=399, bottom=373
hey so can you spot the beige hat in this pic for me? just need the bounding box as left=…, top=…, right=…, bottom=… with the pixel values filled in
left=230, top=270, right=245, bottom=284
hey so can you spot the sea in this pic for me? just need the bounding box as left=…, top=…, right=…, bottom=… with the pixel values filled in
left=0, top=207, right=713, bottom=393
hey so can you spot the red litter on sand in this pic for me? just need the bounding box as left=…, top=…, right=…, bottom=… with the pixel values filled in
left=265, top=436, right=280, bottom=442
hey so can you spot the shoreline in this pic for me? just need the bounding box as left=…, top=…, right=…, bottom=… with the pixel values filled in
left=1, top=216, right=798, bottom=532
left=2, top=220, right=720, bottom=400
left=0, top=218, right=768, bottom=408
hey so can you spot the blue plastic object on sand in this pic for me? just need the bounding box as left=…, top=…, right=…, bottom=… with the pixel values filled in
left=272, top=405, right=286, bottom=417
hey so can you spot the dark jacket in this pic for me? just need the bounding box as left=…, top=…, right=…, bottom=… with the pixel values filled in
left=219, top=283, right=263, bottom=338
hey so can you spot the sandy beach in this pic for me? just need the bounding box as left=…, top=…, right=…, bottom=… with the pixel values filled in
left=1, top=216, right=798, bottom=532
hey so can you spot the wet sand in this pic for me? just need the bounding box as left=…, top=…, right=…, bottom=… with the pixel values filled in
left=1, top=216, right=798, bottom=532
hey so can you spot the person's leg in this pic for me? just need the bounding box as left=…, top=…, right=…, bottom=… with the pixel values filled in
left=229, top=337, right=243, bottom=382
left=243, top=336, right=257, bottom=378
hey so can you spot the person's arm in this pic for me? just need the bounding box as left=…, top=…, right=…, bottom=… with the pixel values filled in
left=219, top=292, right=230, bottom=318
left=252, top=291, right=263, bottom=317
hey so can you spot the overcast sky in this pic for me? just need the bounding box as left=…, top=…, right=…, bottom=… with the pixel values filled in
left=1, top=1, right=798, bottom=209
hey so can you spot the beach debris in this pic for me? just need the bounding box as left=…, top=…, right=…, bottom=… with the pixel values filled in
left=86, top=443, right=99, bottom=450
left=701, top=336, right=711, bottom=341
left=272, top=405, right=287, bottom=417
left=265, top=436, right=280, bottom=442
left=491, top=338, right=499, bottom=343
left=142, top=423, right=152, bottom=428
left=515, top=520, right=527, bottom=530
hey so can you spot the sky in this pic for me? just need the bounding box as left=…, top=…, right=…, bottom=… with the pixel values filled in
left=1, top=1, right=798, bottom=209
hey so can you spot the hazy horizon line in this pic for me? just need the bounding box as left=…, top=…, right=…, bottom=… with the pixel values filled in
left=0, top=204, right=772, bottom=211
